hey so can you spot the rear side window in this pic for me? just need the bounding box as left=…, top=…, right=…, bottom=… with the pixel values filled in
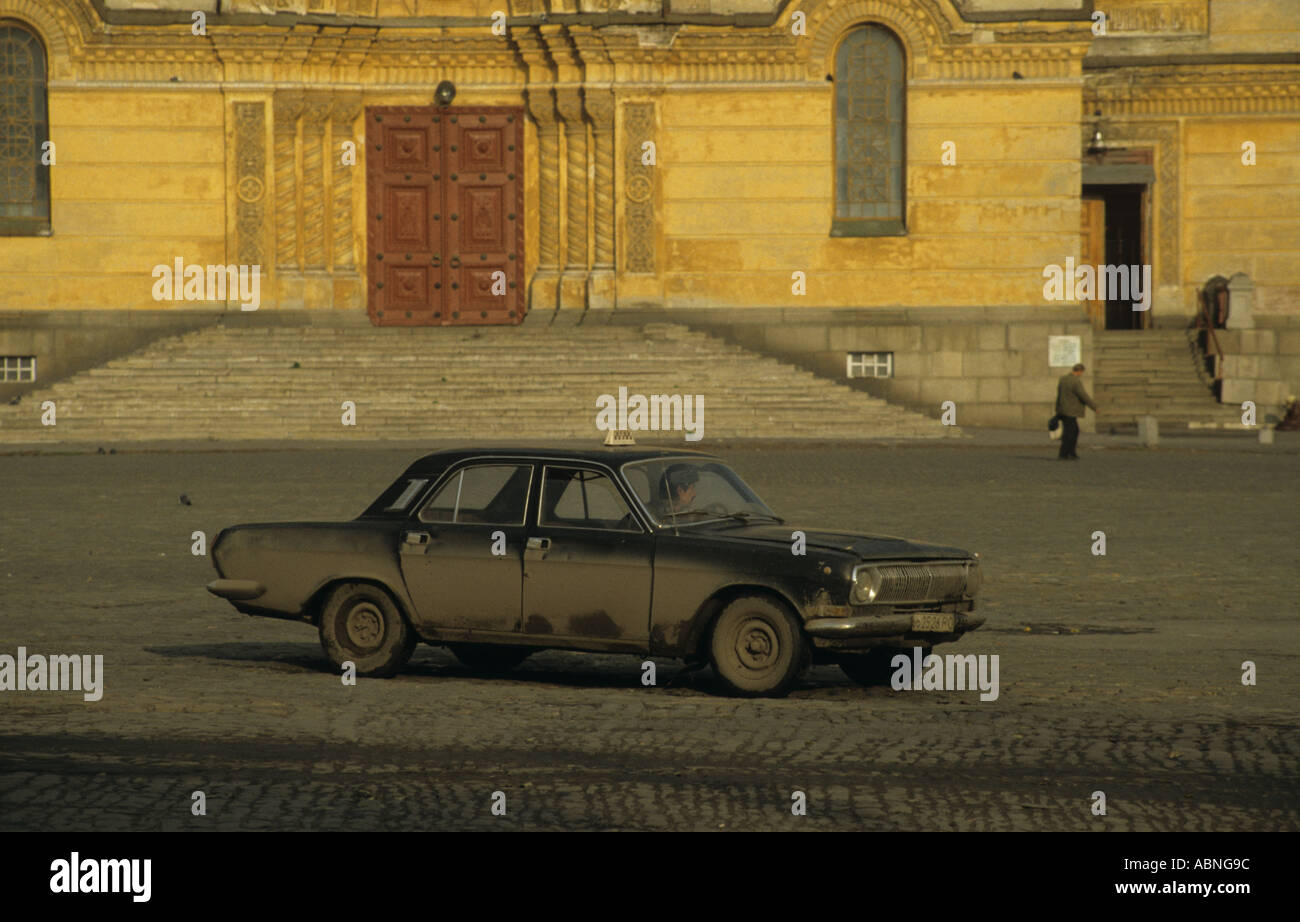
left=384, top=478, right=429, bottom=512
left=418, top=464, right=532, bottom=525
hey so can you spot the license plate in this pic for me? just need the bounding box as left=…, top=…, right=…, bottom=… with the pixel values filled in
left=912, top=612, right=955, bottom=632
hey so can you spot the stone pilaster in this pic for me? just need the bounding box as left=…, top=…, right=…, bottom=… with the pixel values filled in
left=329, top=96, right=362, bottom=272
left=555, top=86, right=590, bottom=311
left=517, top=28, right=561, bottom=315
left=571, top=31, right=616, bottom=310
left=273, top=93, right=305, bottom=273
left=300, top=95, right=333, bottom=272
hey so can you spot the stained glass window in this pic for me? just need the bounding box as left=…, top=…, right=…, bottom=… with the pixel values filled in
left=833, top=25, right=905, bottom=236
left=0, top=22, right=50, bottom=235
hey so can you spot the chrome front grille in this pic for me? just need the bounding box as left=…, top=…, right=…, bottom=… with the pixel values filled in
left=874, top=563, right=969, bottom=603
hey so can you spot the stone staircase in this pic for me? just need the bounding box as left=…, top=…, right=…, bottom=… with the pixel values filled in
left=1092, top=329, right=1247, bottom=432
left=0, top=321, right=954, bottom=443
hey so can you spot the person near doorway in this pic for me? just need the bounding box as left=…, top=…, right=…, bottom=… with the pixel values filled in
left=1055, top=363, right=1098, bottom=460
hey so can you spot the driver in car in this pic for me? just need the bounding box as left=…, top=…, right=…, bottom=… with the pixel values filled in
left=660, top=465, right=700, bottom=518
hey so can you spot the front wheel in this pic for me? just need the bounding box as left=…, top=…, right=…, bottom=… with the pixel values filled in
left=318, top=582, right=416, bottom=678
left=708, top=595, right=807, bottom=698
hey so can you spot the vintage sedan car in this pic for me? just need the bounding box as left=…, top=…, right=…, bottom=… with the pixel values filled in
left=207, top=446, right=984, bottom=697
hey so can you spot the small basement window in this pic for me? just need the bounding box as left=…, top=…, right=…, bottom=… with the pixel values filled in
left=1, top=356, right=36, bottom=382
left=846, top=351, right=892, bottom=379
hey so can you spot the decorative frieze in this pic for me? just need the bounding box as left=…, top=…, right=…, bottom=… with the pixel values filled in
left=1102, top=0, right=1209, bottom=35
left=622, top=101, right=655, bottom=275
left=1087, top=69, right=1300, bottom=117
left=35, top=0, right=1106, bottom=89
left=233, top=101, right=268, bottom=268
left=929, top=44, right=1089, bottom=81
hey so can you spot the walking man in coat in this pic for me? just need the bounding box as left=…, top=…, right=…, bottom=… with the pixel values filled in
left=1056, top=363, right=1098, bottom=460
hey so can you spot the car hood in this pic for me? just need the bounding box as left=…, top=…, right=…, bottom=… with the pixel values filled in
left=693, top=523, right=973, bottom=560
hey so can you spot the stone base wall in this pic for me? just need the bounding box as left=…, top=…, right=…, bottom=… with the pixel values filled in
left=601, top=305, right=1096, bottom=432
left=1217, top=317, right=1300, bottom=421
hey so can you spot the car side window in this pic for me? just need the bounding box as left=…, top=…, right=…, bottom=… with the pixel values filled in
left=623, top=466, right=653, bottom=508
left=539, top=466, right=638, bottom=531
left=418, top=464, right=532, bottom=525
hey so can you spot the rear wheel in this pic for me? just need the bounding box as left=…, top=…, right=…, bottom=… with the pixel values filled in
left=708, top=595, right=806, bottom=698
left=839, top=646, right=931, bottom=687
left=318, top=582, right=416, bottom=678
left=450, top=643, right=533, bottom=673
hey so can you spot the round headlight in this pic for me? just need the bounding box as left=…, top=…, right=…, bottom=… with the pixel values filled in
left=851, top=566, right=880, bottom=605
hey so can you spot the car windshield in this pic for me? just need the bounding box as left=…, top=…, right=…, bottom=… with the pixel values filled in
left=621, top=458, right=781, bottom=528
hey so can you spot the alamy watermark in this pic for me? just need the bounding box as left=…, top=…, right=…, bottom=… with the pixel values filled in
left=595, top=386, right=703, bottom=441
left=890, top=646, right=999, bottom=701
left=1043, top=258, right=1152, bottom=312
left=0, top=647, right=103, bottom=701
left=50, top=853, right=150, bottom=902
left=151, top=258, right=261, bottom=311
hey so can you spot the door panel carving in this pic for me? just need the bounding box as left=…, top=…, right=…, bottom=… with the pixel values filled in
left=367, top=106, right=522, bottom=326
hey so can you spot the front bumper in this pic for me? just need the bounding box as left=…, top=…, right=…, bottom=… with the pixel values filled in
left=804, top=609, right=985, bottom=650
left=206, top=579, right=266, bottom=601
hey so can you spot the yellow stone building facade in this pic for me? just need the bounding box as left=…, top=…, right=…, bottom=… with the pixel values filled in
left=1, top=0, right=1298, bottom=424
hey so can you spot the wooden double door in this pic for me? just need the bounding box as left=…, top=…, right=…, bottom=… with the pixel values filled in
left=366, top=106, right=523, bottom=326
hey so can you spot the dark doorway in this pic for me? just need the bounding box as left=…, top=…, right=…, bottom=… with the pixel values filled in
left=1081, top=183, right=1149, bottom=330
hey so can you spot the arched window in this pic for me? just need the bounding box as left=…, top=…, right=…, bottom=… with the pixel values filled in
left=0, top=21, right=51, bottom=236
left=832, top=24, right=905, bottom=236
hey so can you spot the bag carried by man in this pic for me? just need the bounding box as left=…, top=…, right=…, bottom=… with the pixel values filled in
left=1048, top=413, right=1063, bottom=440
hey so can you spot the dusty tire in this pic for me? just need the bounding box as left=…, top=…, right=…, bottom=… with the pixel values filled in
left=708, top=595, right=806, bottom=698
left=318, top=582, right=416, bottom=678
left=839, top=646, right=931, bottom=687
left=449, top=643, right=532, bottom=673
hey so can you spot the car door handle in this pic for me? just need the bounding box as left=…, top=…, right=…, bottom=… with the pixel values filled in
left=526, top=537, right=551, bottom=550
left=404, top=531, right=430, bottom=546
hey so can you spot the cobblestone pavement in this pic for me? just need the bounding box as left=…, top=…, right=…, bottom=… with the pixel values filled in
left=1, top=442, right=1296, bottom=831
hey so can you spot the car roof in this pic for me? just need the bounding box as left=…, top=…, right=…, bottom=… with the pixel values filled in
left=403, top=445, right=719, bottom=477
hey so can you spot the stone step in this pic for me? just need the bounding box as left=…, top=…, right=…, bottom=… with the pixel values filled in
left=0, top=321, right=952, bottom=442
left=1095, top=387, right=1215, bottom=398
left=1090, top=326, right=1224, bottom=429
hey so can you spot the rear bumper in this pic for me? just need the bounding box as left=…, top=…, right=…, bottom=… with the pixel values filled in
left=206, top=579, right=266, bottom=601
